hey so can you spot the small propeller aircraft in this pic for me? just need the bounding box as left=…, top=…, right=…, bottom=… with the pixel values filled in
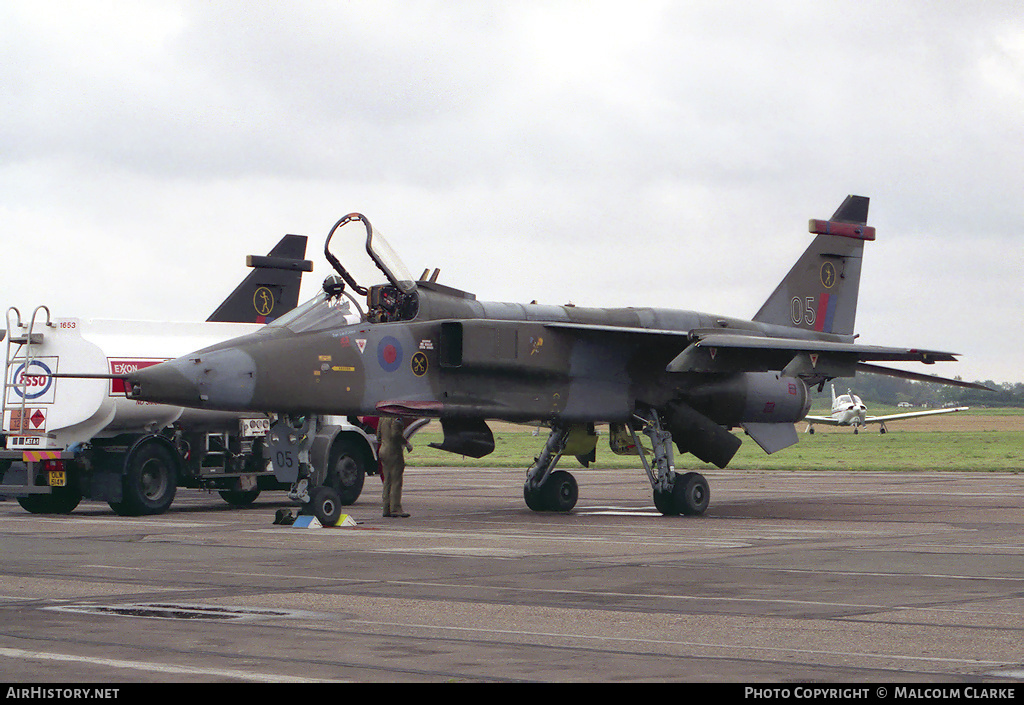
left=121, top=195, right=989, bottom=516
left=804, top=384, right=969, bottom=434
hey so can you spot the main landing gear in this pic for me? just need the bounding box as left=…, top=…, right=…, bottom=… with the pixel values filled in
left=523, top=426, right=579, bottom=512
left=630, top=409, right=709, bottom=516
left=522, top=410, right=710, bottom=517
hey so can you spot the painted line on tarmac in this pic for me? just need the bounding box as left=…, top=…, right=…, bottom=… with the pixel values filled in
left=748, top=565, right=1024, bottom=584
left=985, top=668, right=1024, bottom=679
left=0, top=647, right=343, bottom=683
left=84, top=564, right=366, bottom=584
left=81, top=565, right=1023, bottom=621
left=7, top=516, right=218, bottom=529
left=381, top=577, right=1024, bottom=619
left=353, top=618, right=1010, bottom=669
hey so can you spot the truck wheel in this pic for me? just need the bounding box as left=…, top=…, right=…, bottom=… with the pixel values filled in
left=16, top=464, right=82, bottom=515
left=326, top=436, right=367, bottom=505
left=17, top=485, right=82, bottom=515
left=110, top=440, right=178, bottom=516
left=218, top=488, right=261, bottom=506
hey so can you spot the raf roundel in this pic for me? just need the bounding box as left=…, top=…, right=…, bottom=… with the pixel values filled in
left=377, top=336, right=403, bottom=372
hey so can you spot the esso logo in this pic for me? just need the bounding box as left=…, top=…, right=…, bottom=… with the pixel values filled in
left=12, top=360, right=53, bottom=399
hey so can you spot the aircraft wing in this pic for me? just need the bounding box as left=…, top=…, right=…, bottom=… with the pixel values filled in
left=540, top=324, right=988, bottom=389
left=854, top=363, right=991, bottom=390
left=541, top=323, right=956, bottom=362
left=680, top=333, right=959, bottom=363
left=864, top=407, right=969, bottom=424
left=661, top=332, right=966, bottom=380
left=802, top=414, right=843, bottom=426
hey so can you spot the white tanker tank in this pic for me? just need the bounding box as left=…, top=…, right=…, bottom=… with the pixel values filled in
left=4, top=315, right=263, bottom=449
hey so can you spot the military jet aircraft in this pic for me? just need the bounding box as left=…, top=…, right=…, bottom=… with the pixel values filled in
left=122, top=196, right=987, bottom=516
left=804, top=384, right=969, bottom=434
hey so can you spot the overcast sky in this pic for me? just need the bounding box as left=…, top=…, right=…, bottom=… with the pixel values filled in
left=2, top=1, right=1021, bottom=384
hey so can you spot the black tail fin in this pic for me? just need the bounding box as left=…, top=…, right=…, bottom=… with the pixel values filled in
left=206, top=235, right=314, bottom=323
left=753, top=196, right=873, bottom=338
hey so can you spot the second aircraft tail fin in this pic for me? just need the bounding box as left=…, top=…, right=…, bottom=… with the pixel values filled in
left=206, top=234, right=314, bottom=323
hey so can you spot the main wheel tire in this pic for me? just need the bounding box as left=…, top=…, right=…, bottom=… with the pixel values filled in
left=112, top=441, right=178, bottom=516
left=542, top=470, right=578, bottom=513
left=524, top=482, right=548, bottom=512
left=653, top=486, right=678, bottom=516
left=326, top=437, right=367, bottom=505
left=674, top=471, right=710, bottom=516
left=309, top=485, right=342, bottom=526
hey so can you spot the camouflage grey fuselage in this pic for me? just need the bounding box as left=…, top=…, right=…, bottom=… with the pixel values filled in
left=129, top=283, right=825, bottom=428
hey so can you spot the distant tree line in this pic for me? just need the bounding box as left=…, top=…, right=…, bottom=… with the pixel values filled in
left=810, top=373, right=1023, bottom=408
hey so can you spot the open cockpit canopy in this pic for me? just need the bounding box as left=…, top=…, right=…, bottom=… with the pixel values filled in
left=271, top=213, right=420, bottom=333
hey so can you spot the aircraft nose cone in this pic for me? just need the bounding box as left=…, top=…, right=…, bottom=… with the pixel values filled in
left=127, top=348, right=257, bottom=411
left=127, top=358, right=202, bottom=406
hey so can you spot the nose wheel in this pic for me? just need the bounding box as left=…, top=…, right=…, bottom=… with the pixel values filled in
left=307, top=485, right=342, bottom=526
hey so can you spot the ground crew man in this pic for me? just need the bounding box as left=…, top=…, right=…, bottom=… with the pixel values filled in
left=377, top=415, right=413, bottom=517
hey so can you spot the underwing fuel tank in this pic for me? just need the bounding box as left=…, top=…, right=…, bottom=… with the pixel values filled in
left=660, top=373, right=812, bottom=468
left=686, top=372, right=812, bottom=426
left=680, top=372, right=812, bottom=458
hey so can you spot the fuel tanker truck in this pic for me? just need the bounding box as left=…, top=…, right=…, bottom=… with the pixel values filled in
left=1, top=235, right=378, bottom=517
